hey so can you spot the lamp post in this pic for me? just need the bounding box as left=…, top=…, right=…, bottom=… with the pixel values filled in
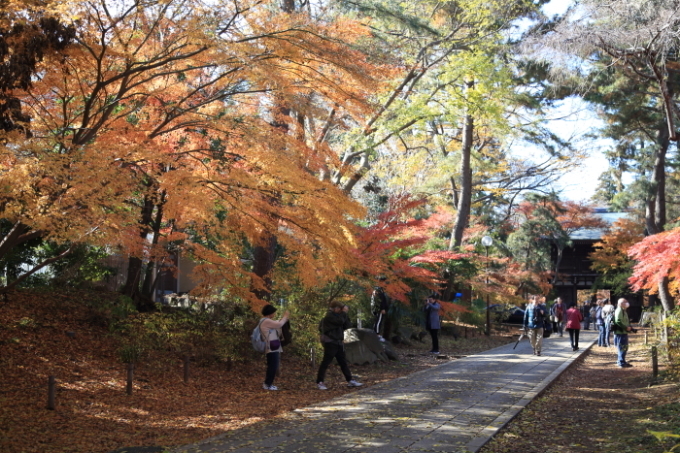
left=481, top=235, right=493, bottom=336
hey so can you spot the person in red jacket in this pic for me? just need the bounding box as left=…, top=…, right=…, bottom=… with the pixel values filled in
left=565, top=303, right=584, bottom=351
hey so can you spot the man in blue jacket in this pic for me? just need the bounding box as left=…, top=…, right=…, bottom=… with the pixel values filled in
left=523, top=295, right=546, bottom=356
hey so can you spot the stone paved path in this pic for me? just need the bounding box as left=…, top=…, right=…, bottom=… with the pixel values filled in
left=172, top=330, right=598, bottom=453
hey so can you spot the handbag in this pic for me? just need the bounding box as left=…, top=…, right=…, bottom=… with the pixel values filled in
left=268, top=329, right=282, bottom=351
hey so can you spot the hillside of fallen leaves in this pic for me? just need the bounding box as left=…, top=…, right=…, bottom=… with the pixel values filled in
left=0, top=289, right=513, bottom=453
left=480, top=331, right=680, bottom=453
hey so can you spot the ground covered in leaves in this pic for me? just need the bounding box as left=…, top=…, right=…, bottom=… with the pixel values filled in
left=479, top=330, right=680, bottom=453
left=0, top=289, right=514, bottom=453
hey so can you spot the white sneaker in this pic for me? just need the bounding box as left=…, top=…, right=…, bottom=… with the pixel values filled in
left=263, top=384, right=278, bottom=390
left=347, top=380, right=363, bottom=387
left=378, top=336, right=386, bottom=342
left=317, top=382, right=328, bottom=390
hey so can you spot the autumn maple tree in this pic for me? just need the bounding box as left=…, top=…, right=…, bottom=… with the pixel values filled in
left=0, top=0, right=388, bottom=307
left=628, top=225, right=680, bottom=310
left=590, top=217, right=645, bottom=295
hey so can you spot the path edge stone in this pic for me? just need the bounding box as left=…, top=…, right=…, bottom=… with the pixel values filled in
left=466, top=337, right=597, bottom=453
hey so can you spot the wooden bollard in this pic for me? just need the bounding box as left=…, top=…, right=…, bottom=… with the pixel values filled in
left=126, top=363, right=134, bottom=395
left=652, top=346, right=658, bottom=378
left=47, top=376, right=56, bottom=410
left=184, top=355, right=190, bottom=383
left=644, top=331, right=648, bottom=345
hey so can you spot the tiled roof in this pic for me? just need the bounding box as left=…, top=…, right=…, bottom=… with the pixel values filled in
left=570, top=211, right=631, bottom=241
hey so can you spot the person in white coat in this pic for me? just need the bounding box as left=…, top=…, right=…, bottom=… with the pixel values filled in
left=260, top=304, right=289, bottom=391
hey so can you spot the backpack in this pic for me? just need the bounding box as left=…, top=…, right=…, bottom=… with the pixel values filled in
left=543, top=316, right=553, bottom=338
left=251, top=318, right=267, bottom=353
left=531, top=306, right=545, bottom=327
left=605, top=313, right=614, bottom=330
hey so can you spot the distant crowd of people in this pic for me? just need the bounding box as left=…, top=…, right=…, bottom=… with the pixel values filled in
left=522, top=295, right=637, bottom=368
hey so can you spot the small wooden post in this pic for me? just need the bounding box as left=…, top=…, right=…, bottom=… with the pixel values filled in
left=644, top=330, right=648, bottom=346
left=47, top=376, right=56, bottom=410
left=652, top=346, right=658, bottom=378
left=126, top=363, right=134, bottom=395
left=183, top=355, right=190, bottom=383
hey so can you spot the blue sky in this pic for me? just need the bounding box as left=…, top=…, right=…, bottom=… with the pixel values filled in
left=547, top=99, right=612, bottom=202
left=533, top=0, right=613, bottom=203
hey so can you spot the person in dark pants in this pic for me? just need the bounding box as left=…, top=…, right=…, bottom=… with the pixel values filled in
left=613, top=298, right=635, bottom=367
left=424, top=293, right=442, bottom=354
left=316, top=301, right=363, bottom=390
left=371, top=281, right=390, bottom=342
left=259, top=304, right=289, bottom=391
left=565, top=303, right=583, bottom=351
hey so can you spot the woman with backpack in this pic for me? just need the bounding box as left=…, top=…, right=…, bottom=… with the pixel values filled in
left=565, top=303, right=583, bottom=351
left=259, top=304, right=289, bottom=391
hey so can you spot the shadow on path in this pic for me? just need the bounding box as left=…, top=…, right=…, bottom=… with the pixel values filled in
left=171, top=331, right=597, bottom=453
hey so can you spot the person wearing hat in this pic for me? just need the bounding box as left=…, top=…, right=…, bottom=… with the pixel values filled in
left=424, top=293, right=442, bottom=354
left=316, top=301, right=363, bottom=390
left=260, top=304, right=289, bottom=391
left=612, top=298, right=636, bottom=368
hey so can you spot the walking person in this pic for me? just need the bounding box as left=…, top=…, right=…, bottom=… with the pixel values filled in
left=550, top=297, right=566, bottom=337
left=424, top=293, right=442, bottom=354
left=582, top=301, right=592, bottom=330
left=260, top=304, right=289, bottom=391
left=316, top=301, right=363, bottom=390
left=565, top=302, right=583, bottom=351
left=595, top=299, right=606, bottom=347
left=523, top=295, right=546, bottom=356
left=613, top=298, right=635, bottom=368
left=371, top=278, right=390, bottom=342
left=602, top=299, right=615, bottom=347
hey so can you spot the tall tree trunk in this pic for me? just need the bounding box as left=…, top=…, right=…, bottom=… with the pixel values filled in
left=646, top=122, right=673, bottom=312
left=550, top=247, right=564, bottom=286
left=122, top=197, right=155, bottom=304
left=141, top=192, right=166, bottom=299
left=646, top=124, right=668, bottom=235
left=449, top=96, right=474, bottom=250
left=0, top=222, right=42, bottom=263
left=247, top=0, right=297, bottom=301
left=251, top=233, right=278, bottom=301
